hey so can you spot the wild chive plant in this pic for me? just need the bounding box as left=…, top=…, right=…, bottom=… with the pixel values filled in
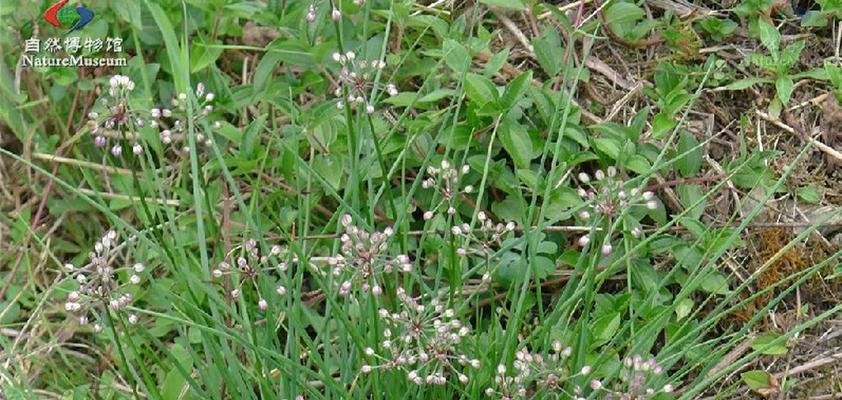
left=365, top=288, right=480, bottom=385
left=62, top=230, right=147, bottom=333
left=575, top=167, right=658, bottom=255
left=485, top=340, right=585, bottom=399
left=212, top=238, right=289, bottom=310
left=332, top=51, right=398, bottom=114
left=421, top=160, right=473, bottom=220
left=452, top=211, right=517, bottom=258
left=589, top=355, right=676, bottom=399
left=3, top=0, right=841, bottom=399
left=326, top=214, right=412, bottom=298
left=150, top=82, right=221, bottom=155
left=87, top=75, right=148, bottom=156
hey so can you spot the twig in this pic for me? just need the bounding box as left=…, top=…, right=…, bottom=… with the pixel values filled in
left=33, top=152, right=132, bottom=176
left=756, top=110, right=842, bottom=163
left=605, top=82, right=643, bottom=122
left=491, top=9, right=534, bottom=53
left=774, top=352, right=842, bottom=379
left=537, top=0, right=593, bottom=19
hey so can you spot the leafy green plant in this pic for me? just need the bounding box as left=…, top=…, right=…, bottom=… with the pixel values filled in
left=726, top=20, right=824, bottom=117
left=697, top=17, right=738, bottom=41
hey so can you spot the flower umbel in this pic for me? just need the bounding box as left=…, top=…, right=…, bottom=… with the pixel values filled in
left=327, top=214, right=411, bottom=298
left=421, top=160, right=472, bottom=220
left=150, top=82, right=221, bottom=155
left=332, top=51, right=398, bottom=113
left=575, top=167, right=658, bottom=256
left=212, top=238, right=289, bottom=310
left=363, top=289, right=480, bottom=385
left=590, top=354, right=676, bottom=399
left=62, top=230, right=146, bottom=332
left=485, top=341, right=585, bottom=399
left=87, top=75, right=147, bottom=156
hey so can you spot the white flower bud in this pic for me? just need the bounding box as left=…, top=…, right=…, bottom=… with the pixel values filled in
left=578, top=172, right=590, bottom=183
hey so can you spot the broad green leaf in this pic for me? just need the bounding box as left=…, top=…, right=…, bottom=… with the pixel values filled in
left=500, top=70, right=533, bottom=109
left=678, top=184, right=706, bottom=221
left=465, top=73, right=498, bottom=106
left=653, top=113, right=677, bottom=138
left=700, top=272, right=730, bottom=294
left=591, top=312, right=621, bottom=345
left=677, top=132, right=702, bottom=177
left=483, top=49, right=509, bottom=76
left=253, top=52, right=283, bottom=93
left=191, top=44, right=223, bottom=73
left=626, top=154, right=652, bottom=174
left=266, top=39, right=315, bottom=67
left=796, top=185, right=822, bottom=203
left=604, top=2, right=645, bottom=37
left=751, top=333, right=788, bottom=355
left=758, top=19, right=781, bottom=54
left=499, top=118, right=534, bottom=168
left=741, top=370, right=777, bottom=395
left=775, top=76, right=794, bottom=104
left=675, top=298, right=693, bottom=320
left=593, top=137, right=621, bottom=160
left=532, top=30, right=563, bottom=76
left=443, top=39, right=470, bottom=75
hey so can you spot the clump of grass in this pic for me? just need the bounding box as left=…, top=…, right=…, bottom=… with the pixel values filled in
left=1, top=0, right=840, bottom=399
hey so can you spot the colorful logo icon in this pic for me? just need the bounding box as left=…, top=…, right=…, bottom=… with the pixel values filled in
left=43, top=0, right=94, bottom=33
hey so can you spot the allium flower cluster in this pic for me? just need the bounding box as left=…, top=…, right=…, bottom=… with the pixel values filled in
left=62, top=230, right=146, bottom=332
left=362, top=288, right=480, bottom=385
left=212, top=239, right=289, bottom=311
left=485, top=341, right=588, bottom=399
left=327, top=214, right=412, bottom=298
left=332, top=51, right=398, bottom=113
left=310, top=0, right=363, bottom=22
left=575, top=167, right=658, bottom=256
left=150, top=82, right=221, bottom=155
left=589, top=355, right=675, bottom=399
left=421, top=160, right=472, bottom=220
left=305, top=3, right=317, bottom=22
left=451, top=211, right=516, bottom=257
left=87, top=75, right=149, bottom=157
